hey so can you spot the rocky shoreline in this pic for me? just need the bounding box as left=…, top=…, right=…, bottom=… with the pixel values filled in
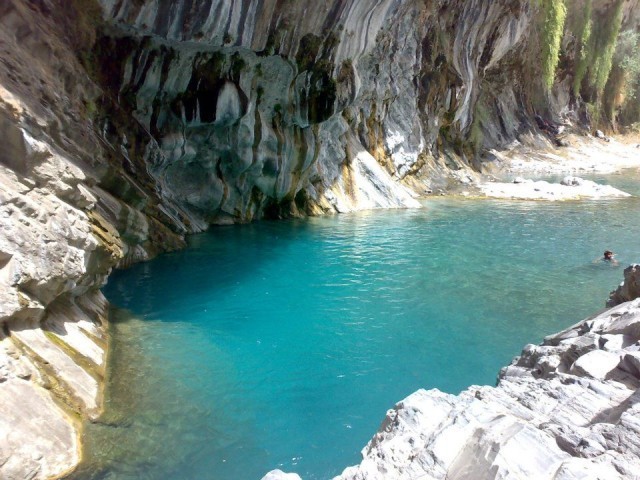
left=2, top=0, right=640, bottom=478
left=264, top=265, right=640, bottom=480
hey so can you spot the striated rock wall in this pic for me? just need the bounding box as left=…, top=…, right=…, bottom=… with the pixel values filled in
left=0, top=2, right=184, bottom=477
left=96, top=0, right=536, bottom=223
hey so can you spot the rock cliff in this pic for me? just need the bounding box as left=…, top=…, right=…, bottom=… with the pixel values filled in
left=0, top=2, right=183, bottom=477
left=96, top=0, right=535, bottom=221
left=1, top=0, right=640, bottom=478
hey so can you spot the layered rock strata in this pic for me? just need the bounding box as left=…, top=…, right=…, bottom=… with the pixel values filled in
left=0, top=2, right=183, bottom=478
left=327, top=267, right=640, bottom=480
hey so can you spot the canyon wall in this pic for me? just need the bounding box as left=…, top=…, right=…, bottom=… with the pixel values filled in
left=0, top=0, right=639, bottom=478
left=96, top=0, right=536, bottom=224
left=0, top=1, right=185, bottom=477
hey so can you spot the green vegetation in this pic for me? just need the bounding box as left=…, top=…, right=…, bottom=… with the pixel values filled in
left=83, top=99, right=98, bottom=118
left=572, top=0, right=592, bottom=96
left=469, top=98, right=489, bottom=155
left=588, top=0, right=624, bottom=97
left=68, top=0, right=104, bottom=51
left=615, top=30, right=640, bottom=100
left=566, top=0, right=633, bottom=126
left=585, top=101, right=600, bottom=125
left=296, top=33, right=323, bottom=72
left=609, top=30, right=640, bottom=125
left=230, top=52, right=246, bottom=82
left=537, top=0, right=567, bottom=89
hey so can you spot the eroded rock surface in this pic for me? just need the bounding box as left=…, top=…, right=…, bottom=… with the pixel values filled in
left=96, top=0, right=538, bottom=220
left=0, top=2, right=183, bottom=478
left=609, top=264, right=640, bottom=308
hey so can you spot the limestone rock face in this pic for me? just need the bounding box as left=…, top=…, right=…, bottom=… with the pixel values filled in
left=97, top=0, right=535, bottom=221
left=0, top=2, right=184, bottom=478
left=2, top=0, right=640, bottom=479
left=333, top=296, right=640, bottom=480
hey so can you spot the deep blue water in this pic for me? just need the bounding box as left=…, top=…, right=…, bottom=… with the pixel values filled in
left=75, top=171, right=640, bottom=480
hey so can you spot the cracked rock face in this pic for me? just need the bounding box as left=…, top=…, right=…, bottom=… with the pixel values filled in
left=608, top=264, right=640, bottom=308
left=0, top=2, right=185, bottom=478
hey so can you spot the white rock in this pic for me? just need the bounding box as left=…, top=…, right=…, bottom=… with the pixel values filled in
left=261, top=470, right=302, bottom=480
left=478, top=178, right=630, bottom=201
left=560, top=176, right=584, bottom=186
left=569, top=350, right=621, bottom=380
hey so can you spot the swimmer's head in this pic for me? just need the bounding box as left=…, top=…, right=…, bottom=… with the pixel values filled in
left=604, top=250, right=614, bottom=260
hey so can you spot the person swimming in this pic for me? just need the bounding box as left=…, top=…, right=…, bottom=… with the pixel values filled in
left=603, top=250, right=619, bottom=265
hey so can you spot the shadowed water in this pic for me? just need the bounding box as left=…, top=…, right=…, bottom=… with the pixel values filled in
left=73, top=171, right=640, bottom=480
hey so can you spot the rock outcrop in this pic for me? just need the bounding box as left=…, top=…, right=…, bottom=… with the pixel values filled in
left=0, top=2, right=183, bottom=478
left=478, top=175, right=631, bottom=200
left=325, top=272, right=640, bottom=480
left=95, top=0, right=539, bottom=221
left=609, top=264, right=640, bottom=307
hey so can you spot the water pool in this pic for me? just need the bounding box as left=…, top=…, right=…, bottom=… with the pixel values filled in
left=73, top=176, right=640, bottom=480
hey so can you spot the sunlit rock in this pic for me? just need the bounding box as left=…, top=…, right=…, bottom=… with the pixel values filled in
left=608, top=264, right=640, bottom=307
left=478, top=177, right=631, bottom=201
left=333, top=295, right=640, bottom=480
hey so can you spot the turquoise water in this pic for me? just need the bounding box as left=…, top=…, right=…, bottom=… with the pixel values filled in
left=75, top=173, right=640, bottom=480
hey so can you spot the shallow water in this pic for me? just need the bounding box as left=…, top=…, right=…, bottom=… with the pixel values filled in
left=74, top=174, right=640, bottom=480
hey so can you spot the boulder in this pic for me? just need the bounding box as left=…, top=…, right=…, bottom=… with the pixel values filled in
left=569, top=350, right=621, bottom=380
left=608, top=264, right=640, bottom=307
left=560, top=176, right=584, bottom=186
left=261, top=470, right=303, bottom=480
